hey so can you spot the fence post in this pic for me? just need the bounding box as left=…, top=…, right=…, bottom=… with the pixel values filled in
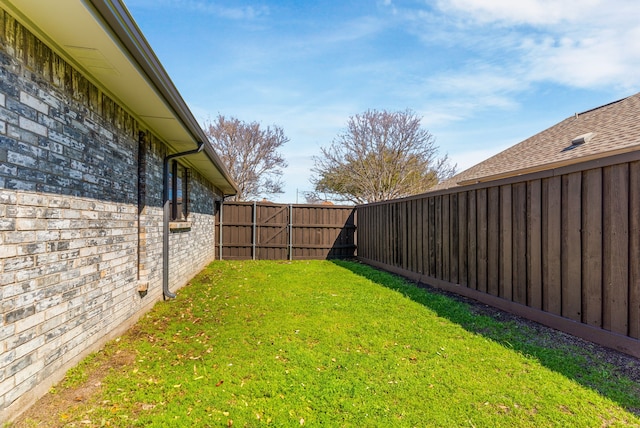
left=289, top=204, right=293, bottom=261
left=252, top=201, right=257, bottom=260
left=353, top=207, right=358, bottom=257
left=219, top=202, right=224, bottom=260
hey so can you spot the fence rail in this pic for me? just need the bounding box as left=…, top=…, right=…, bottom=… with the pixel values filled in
left=357, top=151, right=640, bottom=358
left=215, top=202, right=356, bottom=260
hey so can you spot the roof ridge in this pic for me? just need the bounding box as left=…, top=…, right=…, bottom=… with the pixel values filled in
left=576, top=95, right=630, bottom=117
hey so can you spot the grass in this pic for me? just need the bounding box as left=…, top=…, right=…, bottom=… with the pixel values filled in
left=13, top=260, right=640, bottom=427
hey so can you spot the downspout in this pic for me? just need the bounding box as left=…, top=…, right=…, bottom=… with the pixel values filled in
left=162, top=142, right=205, bottom=299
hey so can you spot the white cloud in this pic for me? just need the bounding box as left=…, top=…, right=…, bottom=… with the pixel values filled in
left=522, top=27, right=640, bottom=90
left=392, top=0, right=640, bottom=110
left=285, top=15, right=388, bottom=56
left=437, top=0, right=601, bottom=26
left=426, top=67, right=522, bottom=98
left=415, top=108, right=464, bottom=129
left=325, top=16, right=386, bottom=44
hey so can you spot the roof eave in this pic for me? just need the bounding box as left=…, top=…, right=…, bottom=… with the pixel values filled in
left=456, top=145, right=640, bottom=187
left=86, top=0, right=238, bottom=196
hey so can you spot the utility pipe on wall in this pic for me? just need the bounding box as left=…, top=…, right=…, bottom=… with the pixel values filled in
left=162, top=142, right=204, bottom=299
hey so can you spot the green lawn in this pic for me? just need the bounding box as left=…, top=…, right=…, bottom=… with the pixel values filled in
left=16, top=260, right=640, bottom=427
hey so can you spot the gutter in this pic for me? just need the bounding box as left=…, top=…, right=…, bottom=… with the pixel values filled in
left=162, top=142, right=205, bottom=299
left=86, top=0, right=238, bottom=196
left=80, top=0, right=238, bottom=299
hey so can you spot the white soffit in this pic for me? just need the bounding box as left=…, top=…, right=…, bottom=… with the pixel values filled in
left=1, top=0, right=238, bottom=195
left=0, top=0, right=192, bottom=150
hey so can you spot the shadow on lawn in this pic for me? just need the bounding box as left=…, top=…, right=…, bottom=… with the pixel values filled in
left=330, top=259, right=640, bottom=415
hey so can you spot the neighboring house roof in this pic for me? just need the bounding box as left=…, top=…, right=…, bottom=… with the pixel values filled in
left=435, top=92, right=640, bottom=189
left=0, top=0, right=238, bottom=196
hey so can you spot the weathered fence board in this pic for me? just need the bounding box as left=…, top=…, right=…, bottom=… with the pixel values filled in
left=487, top=187, right=498, bottom=295
left=467, top=190, right=477, bottom=291
left=499, top=185, right=512, bottom=300
left=428, top=197, right=436, bottom=277
left=542, top=176, right=562, bottom=316
left=561, top=172, right=582, bottom=321
left=450, top=194, right=459, bottom=284
left=216, top=202, right=355, bottom=260
left=442, top=194, right=450, bottom=282
left=582, top=168, right=603, bottom=328
left=512, top=182, right=527, bottom=306
left=603, top=164, right=629, bottom=335
left=416, top=199, right=424, bottom=275
left=458, top=192, right=468, bottom=286
left=630, top=161, right=640, bottom=339
left=477, top=188, right=488, bottom=294
left=527, top=179, right=542, bottom=309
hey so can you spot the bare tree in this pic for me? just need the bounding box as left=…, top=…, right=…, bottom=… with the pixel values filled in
left=302, top=191, right=325, bottom=204
left=311, top=109, right=455, bottom=204
left=205, top=115, right=288, bottom=201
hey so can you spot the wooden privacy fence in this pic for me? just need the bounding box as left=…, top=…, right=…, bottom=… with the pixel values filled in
left=357, top=151, right=640, bottom=358
left=215, top=202, right=356, bottom=260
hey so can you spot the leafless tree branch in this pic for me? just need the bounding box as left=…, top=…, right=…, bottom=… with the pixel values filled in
left=205, top=115, right=289, bottom=201
left=310, top=109, right=456, bottom=204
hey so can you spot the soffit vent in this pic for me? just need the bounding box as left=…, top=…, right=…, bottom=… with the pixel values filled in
left=65, top=45, right=119, bottom=75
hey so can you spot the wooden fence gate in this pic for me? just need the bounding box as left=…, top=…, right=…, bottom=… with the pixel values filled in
left=215, top=202, right=356, bottom=260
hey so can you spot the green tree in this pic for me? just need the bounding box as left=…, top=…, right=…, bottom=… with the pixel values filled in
left=311, top=109, right=455, bottom=204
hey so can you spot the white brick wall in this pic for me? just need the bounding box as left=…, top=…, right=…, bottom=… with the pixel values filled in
left=19, top=92, right=49, bottom=115
left=0, top=190, right=145, bottom=418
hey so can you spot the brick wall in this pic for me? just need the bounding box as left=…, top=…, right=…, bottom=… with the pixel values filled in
left=168, top=170, right=218, bottom=289
left=0, top=9, right=221, bottom=420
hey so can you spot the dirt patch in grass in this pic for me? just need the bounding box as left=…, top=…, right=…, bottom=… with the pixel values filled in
left=10, top=349, right=136, bottom=428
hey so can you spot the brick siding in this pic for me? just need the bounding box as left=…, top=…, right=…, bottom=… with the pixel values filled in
left=0, top=9, right=222, bottom=420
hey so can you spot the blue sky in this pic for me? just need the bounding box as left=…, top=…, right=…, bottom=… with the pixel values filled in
left=126, top=0, right=640, bottom=203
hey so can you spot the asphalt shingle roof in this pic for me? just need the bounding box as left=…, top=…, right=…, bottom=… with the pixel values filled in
left=436, top=92, right=640, bottom=189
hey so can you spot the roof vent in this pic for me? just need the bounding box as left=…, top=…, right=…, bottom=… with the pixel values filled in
left=571, top=132, right=594, bottom=145
left=563, top=132, right=595, bottom=151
